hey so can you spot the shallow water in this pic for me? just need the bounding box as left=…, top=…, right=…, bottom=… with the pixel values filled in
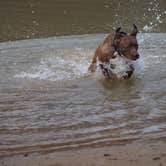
left=0, top=0, right=165, bottom=41
left=0, top=33, right=166, bottom=157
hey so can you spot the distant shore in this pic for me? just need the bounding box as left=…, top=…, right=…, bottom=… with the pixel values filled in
left=1, top=142, right=166, bottom=166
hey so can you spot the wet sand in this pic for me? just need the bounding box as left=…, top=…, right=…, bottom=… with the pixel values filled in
left=1, top=142, right=166, bottom=166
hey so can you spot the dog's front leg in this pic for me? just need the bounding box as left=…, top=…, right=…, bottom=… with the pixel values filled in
left=88, top=50, right=99, bottom=72
left=99, top=64, right=110, bottom=79
left=88, top=63, right=97, bottom=72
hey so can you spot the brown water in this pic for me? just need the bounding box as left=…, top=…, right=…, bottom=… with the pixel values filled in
left=0, top=0, right=166, bottom=41
left=0, top=0, right=166, bottom=158
left=0, top=33, right=166, bottom=157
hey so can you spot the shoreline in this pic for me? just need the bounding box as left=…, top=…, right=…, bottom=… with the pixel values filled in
left=1, top=142, right=166, bottom=166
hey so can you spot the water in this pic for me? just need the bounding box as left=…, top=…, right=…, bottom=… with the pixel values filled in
left=0, top=0, right=166, bottom=158
left=0, top=0, right=166, bottom=41
left=0, top=33, right=166, bottom=157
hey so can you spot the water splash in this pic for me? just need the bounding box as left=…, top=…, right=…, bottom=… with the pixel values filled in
left=15, top=48, right=91, bottom=81
left=143, top=0, right=166, bottom=32
left=12, top=33, right=164, bottom=82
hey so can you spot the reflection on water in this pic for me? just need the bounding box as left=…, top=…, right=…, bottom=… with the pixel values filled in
left=0, top=0, right=166, bottom=41
left=0, top=33, right=166, bottom=157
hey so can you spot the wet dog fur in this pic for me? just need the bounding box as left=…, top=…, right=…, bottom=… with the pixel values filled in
left=88, top=24, right=140, bottom=79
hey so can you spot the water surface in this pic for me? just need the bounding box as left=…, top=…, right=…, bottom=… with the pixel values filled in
left=0, top=0, right=165, bottom=41
left=0, top=33, right=166, bottom=157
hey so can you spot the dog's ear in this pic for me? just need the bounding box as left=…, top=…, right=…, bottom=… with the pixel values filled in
left=115, top=27, right=121, bottom=33
left=114, top=27, right=124, bottom=39
left=130, top=24, right=139, bottom=36
left=113, top=27, right=123, bottom=47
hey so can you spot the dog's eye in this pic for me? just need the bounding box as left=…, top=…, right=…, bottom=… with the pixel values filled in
left=132, top=44, right=138, bottom=49
left=120, top=47, right=130, bottom=52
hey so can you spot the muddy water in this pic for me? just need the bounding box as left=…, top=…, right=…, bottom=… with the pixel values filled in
left=0, top=33, right=166, bottom=157
left=0, top=0, right=166, bottom=41
left=0, top=0, right=166, bottom=158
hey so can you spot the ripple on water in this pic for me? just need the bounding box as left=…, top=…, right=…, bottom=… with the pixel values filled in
left=0, top=33, right=166, bottom=157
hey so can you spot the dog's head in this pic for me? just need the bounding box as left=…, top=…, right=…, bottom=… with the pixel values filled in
left=113, top=24, right=140, bottom=61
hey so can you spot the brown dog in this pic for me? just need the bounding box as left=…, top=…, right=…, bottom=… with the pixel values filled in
left=88, top=24, right=140, bottom=79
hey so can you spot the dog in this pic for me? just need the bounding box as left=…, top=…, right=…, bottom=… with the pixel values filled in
left=88, top=24, right=140, bottom=79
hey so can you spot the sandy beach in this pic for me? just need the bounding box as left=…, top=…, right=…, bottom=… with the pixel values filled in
left=1, top=142, right=166, bottom=166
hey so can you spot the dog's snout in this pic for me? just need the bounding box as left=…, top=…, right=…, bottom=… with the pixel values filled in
left=131, top=53, right=139, bottom=61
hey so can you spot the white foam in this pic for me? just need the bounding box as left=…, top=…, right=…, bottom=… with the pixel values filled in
left=98, top=52, right=144, bottom=79
left=109, top=54, right=133, bottom=79
left=143, top=25, right=153, bottom=32
left=15, top=50, right=144, bottom=81
left=133, top=58, right=144, bottom=76
left=15, top=49, right=91, bottom=81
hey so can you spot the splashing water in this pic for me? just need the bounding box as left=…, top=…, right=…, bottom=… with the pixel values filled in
left=15, top=50, right=90, bottom=81
left=143, top=0, right=166, bottom=32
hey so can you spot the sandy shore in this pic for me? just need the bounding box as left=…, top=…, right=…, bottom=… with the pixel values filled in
left=1, top=142, right=166, bottom=166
